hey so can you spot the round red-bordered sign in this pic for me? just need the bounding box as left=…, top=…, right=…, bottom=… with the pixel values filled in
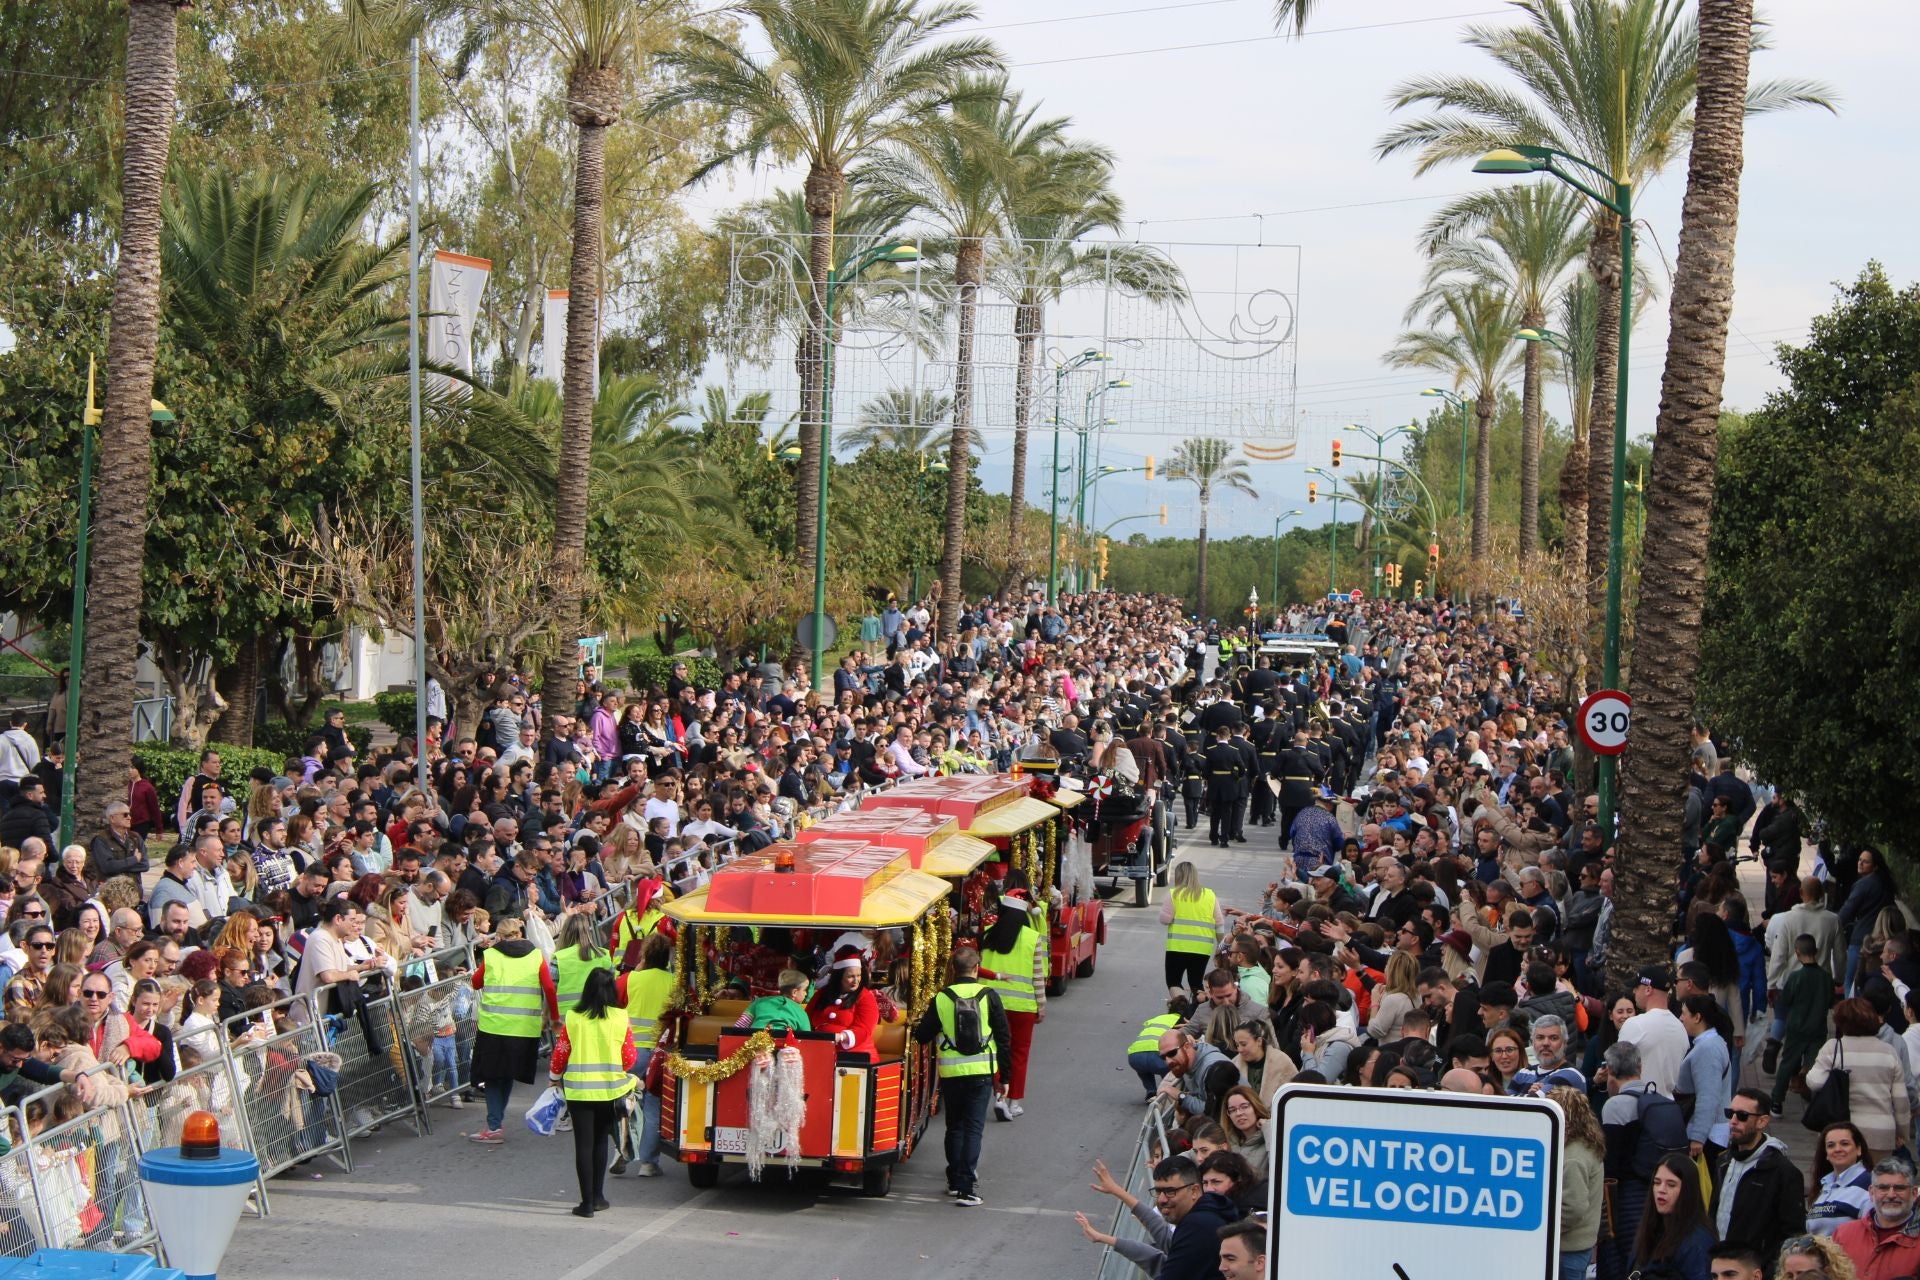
left=1576, top=689, right=1632, bottom=756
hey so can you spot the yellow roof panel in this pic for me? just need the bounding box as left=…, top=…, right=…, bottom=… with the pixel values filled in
left=662, top=868, right=954, bottom=929
left=920, top=834, right=998, bottom=878
left=1042, top=788, right=1087, bottom=810
left=955, top=796, right=1062, bottom=839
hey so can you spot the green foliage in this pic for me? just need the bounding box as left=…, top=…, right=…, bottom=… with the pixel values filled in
left=133, top=743, right=286, bottom=807
left=252, top=720, right=373, bottom=761
left=372, top=692, right=419, bottom=736
left=627, top=654, right=722, bottom=694
left=1699, top=265, right=1920, bottom=859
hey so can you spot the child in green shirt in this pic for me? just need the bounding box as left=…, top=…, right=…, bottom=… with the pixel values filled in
left=739, top=969, right=814, bottom=1034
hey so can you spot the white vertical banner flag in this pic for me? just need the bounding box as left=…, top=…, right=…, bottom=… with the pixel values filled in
left=542, top=289, right=569, bottom=384
left=541, top=287, right=600, bottom=397
left=427, top=250, right=491, bottom=396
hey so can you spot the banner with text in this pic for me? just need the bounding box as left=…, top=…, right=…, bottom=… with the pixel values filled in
left=428, top=250, right=490, bottom=397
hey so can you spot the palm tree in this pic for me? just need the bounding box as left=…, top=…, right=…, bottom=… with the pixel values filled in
left=1166, top=438, right=1258, bottom=618
left=1419, top=185, right=1586, bottom=561
left=995, top=151, right=1186, bottom=545
left=843, top=389, right=969, bottom=458
left=76, top=0, right=190, bottom=837
left=1372, top=0, right=1831, bottom=582
left=1386, top=284, right=1524, bottom=561
left=1613, top=0, right=1779, bottom=981
left=1552, top=274, right=1599, bottom=573
left=652, top=0, right=1001, bottom=569
left=863, top=72, right=1066, bottom=637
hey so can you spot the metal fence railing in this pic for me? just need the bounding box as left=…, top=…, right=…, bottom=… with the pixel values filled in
left=16, top=1067, right=160, bottom=1256
left=397, top=969, right=476, bottom=1109
left=327, top=989, right=428, bottom=1141
left=0, top=1132, right=51, bottom=1260
left=225, top=991, right=349, bottom=1184
left=1095, top=1100, right=1177, bottom=1280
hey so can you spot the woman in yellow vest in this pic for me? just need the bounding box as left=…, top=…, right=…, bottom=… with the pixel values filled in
left=978, top=879, right=1046, bottom=1121
left=467, top=917, right=556, bottom=1144
left=550, top=967, right=635, bottom=1217
left=611, top=876, right=671, bottom=966
left=1159, top=861, right=1224, bottom=996
left=609, top=931, right=674, bottom=1178
left=552, top=912, right=612, bottom=1010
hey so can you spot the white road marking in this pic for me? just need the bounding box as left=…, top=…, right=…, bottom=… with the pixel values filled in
left=551, top=1193, right=715, bottom=1280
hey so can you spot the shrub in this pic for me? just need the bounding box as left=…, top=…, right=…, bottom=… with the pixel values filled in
left=132, top=743, right=288, bottom=814
left=372, top=691, right=417, bottom=735
left=252, top=720, right=373, bottom=761
left=627, top=654, right=722, bottom=695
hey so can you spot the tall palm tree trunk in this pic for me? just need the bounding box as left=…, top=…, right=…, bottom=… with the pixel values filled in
left=1561, top=434, right=1590, bottom=576
left=1584, top=215, right=1623, bottom=590
left=1611, top=0, right=1752, bottom=986
left=541, top=67, right=618, bottom=706
left=1472, top=391, right=1494, bottom=560
left=76, top=0, right=185, bottom=843
left=1519, top=307, right=1544, bottom=561
left=796, top=164, right=844, bottom=567
left=937, top=241, right=984, bottom=637
left=1195, top=484, right=1212, bottom=616
left=1007, top=299, right=1040, bottom=541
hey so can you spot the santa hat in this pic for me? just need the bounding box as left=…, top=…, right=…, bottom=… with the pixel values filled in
left=830, top=945, right=866, bottom=972
left=998, top=891, right=1031, bottom=912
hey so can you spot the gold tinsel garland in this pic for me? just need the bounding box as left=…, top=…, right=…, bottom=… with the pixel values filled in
left=663, top=1029, right=776, bottom=1085
left=1041, top=817, right=1060, bottom=896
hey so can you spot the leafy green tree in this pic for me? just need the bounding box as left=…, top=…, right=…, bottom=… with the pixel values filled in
left=1699, top=265, right=1920, bottom=870
left=843, top=389, right=966, bottom=458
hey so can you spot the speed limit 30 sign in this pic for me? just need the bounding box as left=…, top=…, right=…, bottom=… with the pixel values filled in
left=1576, top=689, right=1632, bottom=756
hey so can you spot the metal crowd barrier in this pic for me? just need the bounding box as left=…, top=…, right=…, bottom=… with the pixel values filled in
left=324, top=987, right=428, bottom=1141
left=0, top=1124, right=48, bottom=1260
left=397, top=969, right=477, bottom=1110
left=1094, top=1100, right=1177, bottom=1280
left=14, top=1063, right=161, bottom=1257
left=224, top=991, right=350, bottom=1182
left=156, top=1036, right=269, bottom=1214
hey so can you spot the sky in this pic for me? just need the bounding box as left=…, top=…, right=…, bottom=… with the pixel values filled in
left=690, top=0, right=1920, bottom=542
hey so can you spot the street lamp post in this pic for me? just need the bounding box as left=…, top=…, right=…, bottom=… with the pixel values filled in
left=1047, top=351, right=1110, bottom=604
left=810, top=240, right=919, bottom=693
left=1419, top=388, right=1471, bottom=526
left=1346, top=423, right=1410, bottom=595
left=1270, top=508, right=1304, bottom=606
left=1476, top=143, right=1633, bottom=832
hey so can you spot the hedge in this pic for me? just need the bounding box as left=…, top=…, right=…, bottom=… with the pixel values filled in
left=253, top=720, right=373, bottom=760
left=627, top=654, right=722, bottom=694
left=133, top=743, right=288, bottom=811
left=372, top=691, right=416, bottom=735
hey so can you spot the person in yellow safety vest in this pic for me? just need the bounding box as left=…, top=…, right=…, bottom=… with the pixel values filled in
left=549, top=968, right=636, bottom=1218
left=1127, top=995, right=1196, bottom=1101
left=978, top=880, right=1046, bottom=1122
left=912, top=946, right=1012, bottom=1208
left=608, top=931, right=675, bottom=1178
left=1160, top=860, right=1225, bottom=996
left=552, top=912, right=613, bottom=1010
left=467, top=915, right=557, bottom=1144
left=611, top=876, right=672, bottom=967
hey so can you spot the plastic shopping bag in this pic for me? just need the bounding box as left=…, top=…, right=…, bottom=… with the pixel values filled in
left=525, top=1086, right=566, bottom=1137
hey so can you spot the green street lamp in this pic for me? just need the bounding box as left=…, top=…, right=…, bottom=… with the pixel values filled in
left=1047, top=350, right=1110, bottom=604
left=1420, top=387, right=1471, bottom=526
left=1477, top=141, right=1634, bottom=833
left=1270, top=508, right=1304, bottom=606
left=809, top=240, right=919, bottom=691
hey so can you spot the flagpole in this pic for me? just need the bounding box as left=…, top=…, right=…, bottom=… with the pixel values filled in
left=408, top=35, right=429, bottom=773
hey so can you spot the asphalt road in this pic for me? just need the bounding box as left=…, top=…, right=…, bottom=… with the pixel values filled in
left=221, top=820, right=1281, bottom=1280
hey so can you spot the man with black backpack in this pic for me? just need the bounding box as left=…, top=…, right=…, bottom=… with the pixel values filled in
left=914, top=946, right=1011, bottom=1208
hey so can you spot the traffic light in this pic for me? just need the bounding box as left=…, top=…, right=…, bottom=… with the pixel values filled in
left=1308, top=481, right=1318, bottom=504
left=1413, top=579, right=1424, bottom=597
left=1158, top=504, right=1168, bottom=526
left=1145, top=455, right=1155, bottom=481
left=1099, top=537, right=1110, bottom=578
left=1427, top=542, right=1441, bottom=580
left=1393, top=563, right=1404, bottom=588
left=1331, top=440, right=1342, bottom=468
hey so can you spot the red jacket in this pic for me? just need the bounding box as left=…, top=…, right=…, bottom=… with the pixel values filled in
left=1835, top=1213, right=1920, bottom=1280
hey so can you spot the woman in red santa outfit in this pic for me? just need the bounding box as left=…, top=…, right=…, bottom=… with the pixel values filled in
left=808, top=946, right=879, bottom=1059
